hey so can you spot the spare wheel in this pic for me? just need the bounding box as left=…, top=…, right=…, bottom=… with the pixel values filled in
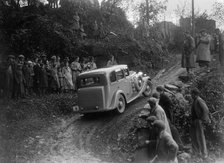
left=143, top=80, right=152, bottom=97
left=135, top=76, right=143, bottom=91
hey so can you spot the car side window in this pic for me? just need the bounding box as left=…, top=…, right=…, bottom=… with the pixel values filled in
left=110, top=71, right=116, bottom=83
left=116, top=69, right=124, bottom=80
left=123, top=68, right=129, bottom=76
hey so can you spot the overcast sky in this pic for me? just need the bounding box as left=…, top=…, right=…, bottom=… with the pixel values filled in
left=165, top=0, right=216, bottom=24
left=123, top=0, right=224, bottom=26
left=164, top=0, right=224, bottom=26
left=166, top=0, right=218, bottom=13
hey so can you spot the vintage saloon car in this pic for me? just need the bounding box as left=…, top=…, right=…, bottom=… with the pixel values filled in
left=73, top=65, right=152, bottom=114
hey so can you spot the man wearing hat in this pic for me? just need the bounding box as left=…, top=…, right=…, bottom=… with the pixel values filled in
left=150, top=120, right=178, bottom=163
left=196, top=29, right=212, bottom=72
left=182, top=31, right=196, bottom=74
left=154, top=88, right=186, bottom=151
left=156, top=85, right=173, bottom=122
left=147, top=97, right=172, bottom=136
left=41, top=53, right=48, bottom=66
left=190, top=88, right=210, bottom=159
left=18, top=55, right=25, bottom=64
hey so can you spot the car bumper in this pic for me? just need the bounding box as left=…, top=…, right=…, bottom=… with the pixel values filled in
left=72, top=105, right=111, bottom=113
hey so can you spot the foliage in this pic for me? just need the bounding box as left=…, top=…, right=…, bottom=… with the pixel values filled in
left=0, top=0, right=170, bottom=74
left=184, top=71, right=224, bottom=155
left=212, top=2, right=224, bottom=29
left=174, top=0, right=191, bottom=19
left=138, top=0, right=167, bottom=25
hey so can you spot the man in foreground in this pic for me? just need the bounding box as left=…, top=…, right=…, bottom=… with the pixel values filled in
left=147, top=97, right=172, bottom=136
left=149, top=120, right=178, bottom=163
left=190, top=88, right=210, bottom=159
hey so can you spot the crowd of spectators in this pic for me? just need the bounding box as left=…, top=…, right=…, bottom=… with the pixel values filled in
left=3, top=54, right=97, bottom=99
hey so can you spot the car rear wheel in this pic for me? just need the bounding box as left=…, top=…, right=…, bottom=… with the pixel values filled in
left=143, top=80, right=152, bottom=97
left=116, top=94, right=126, bottom=114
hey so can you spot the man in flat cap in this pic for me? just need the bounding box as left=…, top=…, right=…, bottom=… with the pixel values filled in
left=154, top=87, right=186, bottom=151
left=156, top=85, right=173, bottom=122
left=190, top=88, right=210, bottom=159
left=147, top=97, right=172, bottom=136
left=150, top=120, right=178, bottom=163
left=182, top=31, right=196, bottom=75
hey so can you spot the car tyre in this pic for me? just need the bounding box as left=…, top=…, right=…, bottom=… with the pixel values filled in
left=143, top=80, right=152, bottom=97
left=116, top=94, right=126, bottom=114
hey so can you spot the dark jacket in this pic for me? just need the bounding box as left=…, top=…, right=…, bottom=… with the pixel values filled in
left=155, top=130, right=178, bottom=163
left=159, top=93, right=173, bottom=122
left=191, top=96, right=210, bottom=122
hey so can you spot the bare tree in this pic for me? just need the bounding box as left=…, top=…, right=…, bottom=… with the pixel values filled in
left=212, top=2, right=224, bottom=28
left=174, top=0, right=191, bottom=18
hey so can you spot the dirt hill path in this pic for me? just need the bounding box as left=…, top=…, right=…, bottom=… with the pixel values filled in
left=21, top=61, right=185, bottom=163
left=0, top=60, right=188, bottom=163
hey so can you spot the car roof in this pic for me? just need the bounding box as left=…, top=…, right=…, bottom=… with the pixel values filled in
left=79, top=64, right=128, bottom=76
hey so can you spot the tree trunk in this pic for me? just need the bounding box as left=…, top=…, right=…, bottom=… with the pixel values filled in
left=145, top=0, right=149, bottom=25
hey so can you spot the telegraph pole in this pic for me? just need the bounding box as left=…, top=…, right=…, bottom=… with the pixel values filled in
left=192, top=0, right=195, bottom=37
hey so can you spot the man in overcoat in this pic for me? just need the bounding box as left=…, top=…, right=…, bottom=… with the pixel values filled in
left=190, top=88, right=210, bottom=159
left=147, top=97, right=172, bottom=136
left=196, top=29, right=212, bottom=72
left=182, top=32, right=196, bottom=74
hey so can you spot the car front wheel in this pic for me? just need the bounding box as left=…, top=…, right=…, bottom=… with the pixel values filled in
left=116, top=94, right=126, bottom=114
left=143, top=80, right=152, bottom=97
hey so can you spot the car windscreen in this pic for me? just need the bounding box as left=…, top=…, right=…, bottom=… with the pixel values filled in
left=77, top=74, right=107, bottom=88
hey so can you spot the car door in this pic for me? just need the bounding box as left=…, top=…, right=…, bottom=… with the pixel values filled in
left=122, top=67, right=132, bottom=100
left=115, top=68, right=130, bottom=99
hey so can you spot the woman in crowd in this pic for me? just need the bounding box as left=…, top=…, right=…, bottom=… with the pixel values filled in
left=23, top=61, right=34, bottom=96
left=106, top=55, right=117, bottom=67
left=12, top=55, right=25, bottom=99
left=62, top=58, right=74, bottom=92
left=58, top=63, right=65, bottom=93
left=71, top=56, right=82, bottom=90
left=88, top=56, right=97, bottom=70
left=39, top=60, right=48, bottom=95
left=196, top=29, right=212, bottom=72
left=49, top=56, right=60, bottom=93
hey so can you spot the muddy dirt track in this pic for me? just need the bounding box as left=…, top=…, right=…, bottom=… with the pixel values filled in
left=27, top=63, right=184, bottom=163
left=28, top=97, right=149, bottom=163
left=0, top=62, right=185, bottom=163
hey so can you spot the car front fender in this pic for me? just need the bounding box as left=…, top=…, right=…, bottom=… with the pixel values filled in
left=140, top=76, right=151, bottom=92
